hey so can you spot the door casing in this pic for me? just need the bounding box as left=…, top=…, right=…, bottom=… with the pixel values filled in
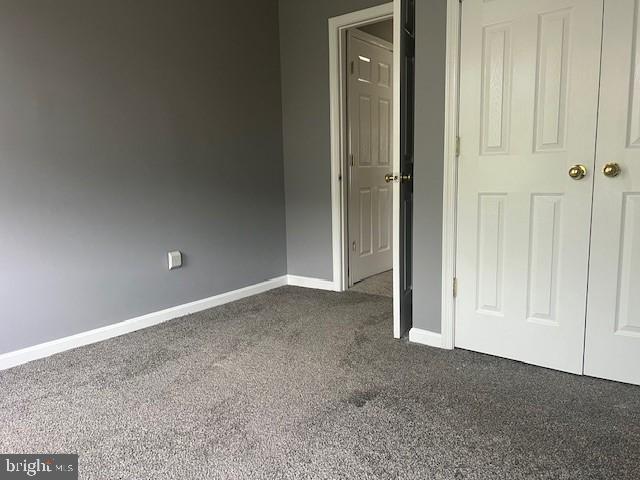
left=439, top=0, right=462, bottom=350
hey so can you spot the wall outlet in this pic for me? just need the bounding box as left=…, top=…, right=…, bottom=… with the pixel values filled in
left=168, top=251, right=182, bottom=270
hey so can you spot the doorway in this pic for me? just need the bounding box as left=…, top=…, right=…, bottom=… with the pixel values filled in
left=329, top=2, right=413, bottom=339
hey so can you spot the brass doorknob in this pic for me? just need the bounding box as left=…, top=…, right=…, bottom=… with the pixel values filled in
left=603, top=162, right=621, bottom=178
left=568, top=164, right=587, bottom=180
left=384, top=173, right=412, bottom=183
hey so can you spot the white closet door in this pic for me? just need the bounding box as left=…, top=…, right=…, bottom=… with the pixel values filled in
left=456, top=0, right=603, bottom=373
left=584, top=0, right=640, bottom=386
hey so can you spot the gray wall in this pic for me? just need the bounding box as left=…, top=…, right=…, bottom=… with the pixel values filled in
left=359, top=19, right=394, bottom=43
left=0, top=0, right=286, bottom=354
left=412, top=0, right=448, bottom=333
left=279, top=0, right=389, bottom=280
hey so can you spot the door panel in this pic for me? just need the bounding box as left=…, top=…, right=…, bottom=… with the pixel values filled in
left=348, top=30, right=393, bottom=284
left=456, top=0, right=603, bottom=373
left=584, top=0, right=640, bottom=386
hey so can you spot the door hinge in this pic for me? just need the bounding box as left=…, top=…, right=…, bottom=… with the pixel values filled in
left=352, top=241, right=356, bottom=252
left=455, top=136, right=461, bottom=157
left=350, top=61, right=355, bottom=75
left=349, top=153, right=354, bottom=167
left=453, top=277, right=458, bottom=298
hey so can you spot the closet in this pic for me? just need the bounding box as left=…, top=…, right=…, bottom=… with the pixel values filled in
left=455, top=0, right=640, bottom=385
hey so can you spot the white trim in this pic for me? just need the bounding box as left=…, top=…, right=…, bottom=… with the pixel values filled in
left=328, top=3, right=394, bottom=295
left=0, top=274, right=353, bottom=371
left=408, top=328, right=444, bottom=349
left=440, top=0, right=462, bottom=350
left=392, top=0, right=401, bottom=338
left=0, top=276, right=288, bottom=371
left=286, top=275, right=337, bottom=291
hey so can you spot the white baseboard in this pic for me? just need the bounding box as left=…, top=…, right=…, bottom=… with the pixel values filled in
left=0, top=275, right=288, bottom=371
left=286, top=275, right=338, bottom=291
left=409, top=327, right=444, bottom=348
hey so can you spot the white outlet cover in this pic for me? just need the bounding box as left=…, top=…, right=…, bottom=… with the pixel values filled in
left=168, top=251, right=182, bottom=270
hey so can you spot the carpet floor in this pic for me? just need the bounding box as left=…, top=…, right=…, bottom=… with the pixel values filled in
left=349, top=270, right=392, bottom=297
left=1, top=286, right=639, bottom=479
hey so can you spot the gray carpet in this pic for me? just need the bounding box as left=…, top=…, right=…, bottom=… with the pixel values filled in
left=1, top=286, right=639, bottom=479
left=349, top=270, right=393, bottom=297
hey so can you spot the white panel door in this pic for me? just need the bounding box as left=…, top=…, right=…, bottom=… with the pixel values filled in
left=348, top=29, right=393, bottom=285
left=456, top=0, right=603, bottom=373
left=584, top=0, right=640, bottom=386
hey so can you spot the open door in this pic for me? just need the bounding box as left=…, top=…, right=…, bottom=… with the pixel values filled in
left=393, top=0, right=415, bottom=338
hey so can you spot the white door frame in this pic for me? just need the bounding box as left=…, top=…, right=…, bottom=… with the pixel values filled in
left=440, top=0, right=462, bottom=349
left=328, top=3, right=395, bottom=292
